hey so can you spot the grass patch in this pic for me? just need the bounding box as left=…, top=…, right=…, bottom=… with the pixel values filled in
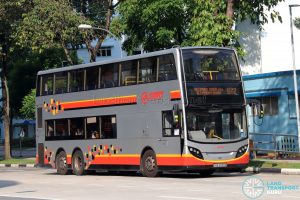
left=249, top=159, right=300, bottom=169
left=0, top=157, right=35, bottom=164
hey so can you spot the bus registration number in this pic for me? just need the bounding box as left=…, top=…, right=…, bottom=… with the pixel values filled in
left=213, top=163, right=227, bottom=168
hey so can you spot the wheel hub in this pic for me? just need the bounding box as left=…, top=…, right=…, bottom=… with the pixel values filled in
left=145, top=156, right=155, bottom=171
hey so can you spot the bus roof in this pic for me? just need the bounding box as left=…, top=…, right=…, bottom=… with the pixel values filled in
left=37, top=46, right=234, bottom=76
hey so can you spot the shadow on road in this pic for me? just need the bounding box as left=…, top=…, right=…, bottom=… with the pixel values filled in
left=0, top=180, right=19, bottom=189
left=43, top=169, right=254, bottom=179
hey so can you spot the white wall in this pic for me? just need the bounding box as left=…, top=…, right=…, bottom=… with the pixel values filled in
left=237, top=0, right=300, bottom=74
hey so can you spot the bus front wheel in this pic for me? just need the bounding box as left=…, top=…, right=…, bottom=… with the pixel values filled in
left=56, top=151, right=68, bottom=175
left=141, top=150, right=159, bottom=177
left=72, top=150, right=85, bottom=176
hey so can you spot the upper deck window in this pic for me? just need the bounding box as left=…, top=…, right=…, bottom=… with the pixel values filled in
left=86, top=67, right=99, bottom=90
left=55, top=72, right=68, bottom=94
left=101, top=63, right=119, bottom=88
left=183, top=49, right=240, bottom=81
left=158, top=54, right=177, bottom=81
left=42, top=74, right=54, bottom=95
left=139, top=57, right=157, bottom=83
left=121, top=60, right=138, bottom=86
left=69, top=69, right=85, bottom=92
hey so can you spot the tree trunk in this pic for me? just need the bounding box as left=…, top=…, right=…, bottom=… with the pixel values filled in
left=226, top=0, right=234, bottom=19
left=1, top=58, right=11, bottom=160
left=61, top=41, right=74, bottom=65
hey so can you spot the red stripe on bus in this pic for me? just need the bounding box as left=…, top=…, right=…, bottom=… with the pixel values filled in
left=170, top=90, right=181, bottom=100
left=86, top=153, right=249, bottom=167
left=61, top=96, right=137, bottom=110
left=89, top=156, right=140, bottom=165
left=157, top=153, right=249, bottom=166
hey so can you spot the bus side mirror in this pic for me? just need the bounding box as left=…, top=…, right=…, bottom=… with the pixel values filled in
left=172, top=104, right=180, bottom=127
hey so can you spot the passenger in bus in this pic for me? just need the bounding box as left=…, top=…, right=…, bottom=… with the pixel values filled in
left=102, top=70, right=115, bottom=88
left=75, top=128, right=84, bottom=136
left=47, top=125, right=54, bottom=136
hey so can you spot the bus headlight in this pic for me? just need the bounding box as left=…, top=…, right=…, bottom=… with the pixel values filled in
left=236, top=145, right=248, bottom=158
left=188, top=146, right=204, bottom=159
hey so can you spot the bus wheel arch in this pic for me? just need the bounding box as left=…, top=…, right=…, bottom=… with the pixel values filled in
left=72, top=148, right=85, bottom=176
left=55, top=148, right=68, bottom=175
left=140, top=146, right=159, bottom=177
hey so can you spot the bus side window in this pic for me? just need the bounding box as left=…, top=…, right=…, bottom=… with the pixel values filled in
left=69, top=69, right=85, bottom=92
left=101, top=64, right=119, bottom=88
left=42, top=74, right=54, bottom=95
left=100, top=115, right=117, bottom=139
left=86, top=117, right=100, bottom=139
left=55, top=72, right=68, bottom=94
left=55, top=119, right=69, bottom=137
left=121, top=60, right=137, bottom=86
left=139, top=57, right=157, bottom=83
left=162, top=111, right=173, bottom=136
left=45, top=120, right=54, bottom=140
left=158, top=54, right=177, bottom=81
left=70, top=118, right=85, bottom=139
left=86, top=67, right=99, bottom=90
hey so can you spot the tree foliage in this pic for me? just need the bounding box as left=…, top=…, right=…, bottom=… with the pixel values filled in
left=115, top=0, right=284, bottom=54
left=71, top=0, right=121, bottom=62
left=19, top=89, right=36, bottom=120
left=15, top=0, right=87, bottom=65
left=295, top=18, right=300, bottom=30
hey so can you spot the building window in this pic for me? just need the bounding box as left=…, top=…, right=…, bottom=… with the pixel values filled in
left=252, top=96, right=278, bottom=116
left=288, top=95, right=300, bottom=118
left=97, top=47, right=112, bottom=57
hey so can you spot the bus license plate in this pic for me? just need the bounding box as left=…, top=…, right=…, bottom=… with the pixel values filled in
left=213, top=163, right=227, bottom=168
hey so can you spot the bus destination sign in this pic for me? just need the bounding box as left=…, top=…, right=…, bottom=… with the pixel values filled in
left=192, top=87, right=238, bottom=96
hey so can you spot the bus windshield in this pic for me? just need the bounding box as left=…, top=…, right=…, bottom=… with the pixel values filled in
left=186, top=109, right=247, bottom=143
left=182, top=48, right=240, bottom=81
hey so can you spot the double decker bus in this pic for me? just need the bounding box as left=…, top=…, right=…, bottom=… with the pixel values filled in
left=36, top=46, right=249, bottom=177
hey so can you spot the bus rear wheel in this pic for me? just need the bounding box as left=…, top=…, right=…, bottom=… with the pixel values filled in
left=56, top=151, right=68, bottom=175
left=72, top=150, right=85, bottom=176
left=141, top=150, right=159, bottom=177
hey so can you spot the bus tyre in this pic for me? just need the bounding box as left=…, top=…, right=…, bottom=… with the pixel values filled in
left=72, top=150, right=85, bottom=176
left=141, top=150, right=159, bottom=177
left=198, top=169, right=215, bottom=177
left=56, top=151, right=68, bottom=175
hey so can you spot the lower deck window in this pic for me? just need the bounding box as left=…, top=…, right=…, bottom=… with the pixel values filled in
left=45, top=115, right=117, bottom=141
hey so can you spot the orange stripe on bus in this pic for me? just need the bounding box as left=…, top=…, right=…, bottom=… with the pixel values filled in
left=86, top=153, right=249, bottom=167
left=61, top=95, right=137, bottom=110
left=170, top=90, right=181, bottom=100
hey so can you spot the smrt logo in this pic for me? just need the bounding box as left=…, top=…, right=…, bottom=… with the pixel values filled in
left=141, top=91, right=164, bottom=105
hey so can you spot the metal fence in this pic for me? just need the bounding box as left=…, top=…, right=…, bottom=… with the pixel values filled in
left=249, top=132, right=299, bottom=158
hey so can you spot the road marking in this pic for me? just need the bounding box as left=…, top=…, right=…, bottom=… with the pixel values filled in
left=158, top=196, right=211, bottom=200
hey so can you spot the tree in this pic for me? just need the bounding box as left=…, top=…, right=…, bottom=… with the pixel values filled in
left=9, top=48, right=74, bottom=116
left=0, top=0, right=32, bottom=160
left=72, top=0, right=122, bottom=62
left=16, top=0, right=87, bottom=65
left=19, top=89, right=36, bottom=119
left=115, top=0, right=284, bottom=54
left=295, top=18, right=300, bottom=30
